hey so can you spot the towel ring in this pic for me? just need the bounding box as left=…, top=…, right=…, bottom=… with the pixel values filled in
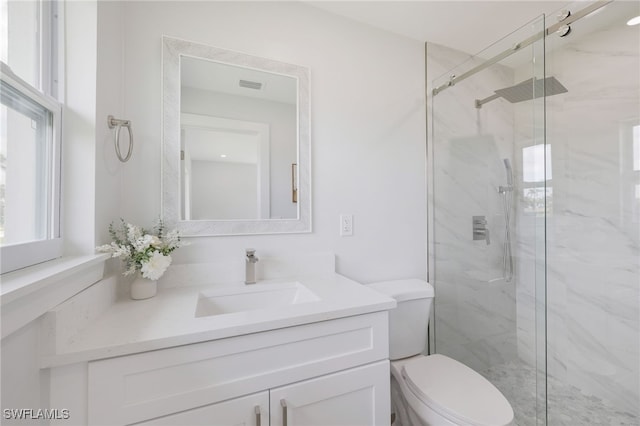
left=108, top=115, right=134, bottom=162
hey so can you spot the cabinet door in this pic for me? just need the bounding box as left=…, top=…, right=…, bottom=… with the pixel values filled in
left=270, top=360, right=390, bottom=426
left=136, top=391, right=268, bottom=426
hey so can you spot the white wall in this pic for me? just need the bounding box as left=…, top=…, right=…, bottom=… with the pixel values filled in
left=95, top=0, right=125, bottom=254
left=62, top=0, right=98, bottom=255
left=120, top=1, right=427, bottom=283
left=62, top=0, right=122, bottom=254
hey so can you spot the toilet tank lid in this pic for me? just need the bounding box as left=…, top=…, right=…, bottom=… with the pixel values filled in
left=365, top=279, right=433, bottom=302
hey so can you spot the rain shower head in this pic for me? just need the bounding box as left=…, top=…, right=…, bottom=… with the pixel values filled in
left=475, top=76, right=568, bottom=108
left=495, top=76, right=568, bottom=103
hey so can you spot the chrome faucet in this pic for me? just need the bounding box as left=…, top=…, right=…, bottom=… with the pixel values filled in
left=245, top=249, right=259, bottom=284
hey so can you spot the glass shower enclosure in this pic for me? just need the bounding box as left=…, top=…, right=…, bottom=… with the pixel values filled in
left=428, top=2, right=639, bottom=425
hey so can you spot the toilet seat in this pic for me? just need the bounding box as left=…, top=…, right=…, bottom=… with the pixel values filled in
left=401, top=354, right=513, bottom=426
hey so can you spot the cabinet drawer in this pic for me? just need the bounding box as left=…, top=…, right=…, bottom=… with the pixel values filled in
left=88, top=312, right=388, bottom=425
left=136, top=391, right=268, bottom=426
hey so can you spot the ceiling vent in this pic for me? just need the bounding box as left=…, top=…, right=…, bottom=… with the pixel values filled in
left=239, top=79, right=263, bottom=90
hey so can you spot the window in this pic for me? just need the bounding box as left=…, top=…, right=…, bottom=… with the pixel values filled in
left=522, top=143, right=552, bottom=215
left=0, top=0, right=62, bottom=273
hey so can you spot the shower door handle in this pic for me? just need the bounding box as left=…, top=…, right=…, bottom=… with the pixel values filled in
left=473, top=216, right=490, bottom=245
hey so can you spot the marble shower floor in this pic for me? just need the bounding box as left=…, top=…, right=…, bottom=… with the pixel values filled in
left=481, top=361, right=638, bottom=426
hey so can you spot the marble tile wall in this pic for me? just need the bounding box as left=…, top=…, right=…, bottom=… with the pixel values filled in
left=427, top=41, right=523, bottom=373
left=513, top=14, right=639, bottom=417
left=542, top=20, right=639, bottom=417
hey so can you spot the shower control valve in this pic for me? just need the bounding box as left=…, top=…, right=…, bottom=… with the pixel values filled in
left=472, top=216, right=490, bottom=245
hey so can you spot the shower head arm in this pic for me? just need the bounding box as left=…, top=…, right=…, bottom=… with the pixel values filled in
left=475, top=93, right=500, bottom=109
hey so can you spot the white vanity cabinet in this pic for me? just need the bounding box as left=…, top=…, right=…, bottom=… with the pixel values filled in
left=135, top=361, right=387, bottom=426
left=81, top=312, right=390, bottom=426
left=136, top=391, right=269, bottom=426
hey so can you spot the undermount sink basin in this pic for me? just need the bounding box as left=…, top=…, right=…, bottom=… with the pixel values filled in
left=195, top=281, right=321, bottom=318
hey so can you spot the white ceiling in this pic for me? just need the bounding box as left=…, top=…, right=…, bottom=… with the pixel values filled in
left=306, top=1, right=574, bottom=54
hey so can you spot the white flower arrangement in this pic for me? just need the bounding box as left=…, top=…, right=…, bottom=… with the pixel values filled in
left=97, top=219, right=187, bottom=281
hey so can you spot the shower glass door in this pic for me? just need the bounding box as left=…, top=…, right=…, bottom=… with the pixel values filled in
left=428, top=15, right=547, bottom=426
left=543, top=2, right=639, bottom=424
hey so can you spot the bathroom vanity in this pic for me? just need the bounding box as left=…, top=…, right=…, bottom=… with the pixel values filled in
left=41, top=255, right=395, bottom=425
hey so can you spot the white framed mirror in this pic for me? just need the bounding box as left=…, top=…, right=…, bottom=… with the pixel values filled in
left=162, top=36, right=311, bottom=235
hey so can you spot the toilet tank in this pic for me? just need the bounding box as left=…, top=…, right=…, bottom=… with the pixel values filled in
left=366, top=279, right=434, bottom=360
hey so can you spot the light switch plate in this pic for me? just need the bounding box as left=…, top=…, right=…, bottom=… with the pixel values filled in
left=340, top=214, right=353, bottom=236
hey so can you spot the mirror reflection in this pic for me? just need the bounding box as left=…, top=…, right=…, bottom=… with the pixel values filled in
left=180, top=56, right=298, bottom=220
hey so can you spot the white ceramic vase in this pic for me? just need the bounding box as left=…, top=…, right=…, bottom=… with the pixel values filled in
left=131, top=273, right=157, bottom=300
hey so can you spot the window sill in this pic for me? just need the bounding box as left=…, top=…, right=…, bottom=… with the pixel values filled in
left=1, top=254, right=109, bottom=339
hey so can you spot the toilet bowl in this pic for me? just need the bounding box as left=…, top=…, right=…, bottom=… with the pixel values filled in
left=391, top=355, right=514, bottom=426
left=366, top=280, right=514, bottom=426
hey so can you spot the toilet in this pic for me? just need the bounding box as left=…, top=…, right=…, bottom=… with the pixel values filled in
left=366, top=279, right=514, bottom=426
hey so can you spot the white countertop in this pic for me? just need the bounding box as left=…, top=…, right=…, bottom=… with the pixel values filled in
left=41, top=273, right=395, bottom=368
